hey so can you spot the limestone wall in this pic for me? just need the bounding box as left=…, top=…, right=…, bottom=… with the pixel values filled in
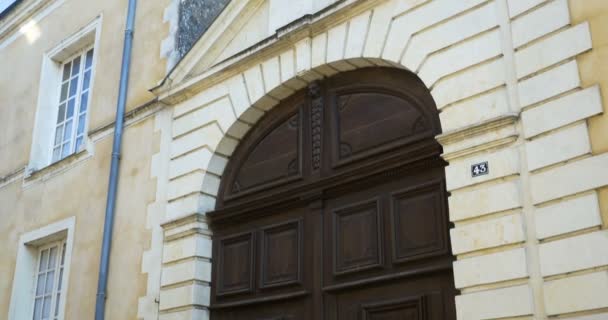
left=0, top=116, right=159, bottom=319
left=154, top=0, right=608, bottom=319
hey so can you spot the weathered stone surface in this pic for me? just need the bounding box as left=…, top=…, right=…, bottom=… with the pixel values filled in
left=518, top=60, right=581, bottom=108
left=158, top=309, right=209, bottom=320
left=450, top=213, right=525, bottom=254
left=539, top=230, right=608, bottom=277
left=507, top=0, right=547, bottom=17
left=402, top=1, right=498, bottom=71
left=530, top=153, right=608, bottom=204
left=162, top=234, right=212, bottom=263
left=159, top=282, right=210, bottom=310
left=439, top=88, right=509, bottom=133
left=515, top=22, right=591, bottom=79
left=177, top=0, right=230, bottom=58
left=456, top=284, right=534, bottom=319
left=449, top=180, right=522, bottom=221
left=161, top=258, right=211, bottom=287
left=153, top=1, right=608, bottom=319
left=525, top=122, right=591, bottom=171
left=511, top=0, right=569, bottom=48
left=566, top=314, right=608, bottom=320
left=521, top=85, right=603, bottom=139
left=445, top=147, right=519, bottom=191
left=544, top=271, right=608, bottom=315
left=535, top=192, right=602, bottom=239
left=453, top=248, right=528, bottom=288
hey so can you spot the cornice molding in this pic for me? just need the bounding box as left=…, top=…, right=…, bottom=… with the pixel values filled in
left=162, top=213, right=212, bottom=241
left=436, top=113, right=519, bottom=146
left=151, top=0, right=385, bottom=103
left=436, top=113, right=520, bottom=161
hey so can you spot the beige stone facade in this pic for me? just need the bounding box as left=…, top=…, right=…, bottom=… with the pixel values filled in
left=2, top=0, right=608, bottom=319
left=0, top=0, right=168, bottom=318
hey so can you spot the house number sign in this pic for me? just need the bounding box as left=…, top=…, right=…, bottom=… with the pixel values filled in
left=471, top=161, right=489, bottom=177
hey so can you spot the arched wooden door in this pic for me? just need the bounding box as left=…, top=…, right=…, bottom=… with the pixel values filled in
left=208, top=68, right=457, bottom=320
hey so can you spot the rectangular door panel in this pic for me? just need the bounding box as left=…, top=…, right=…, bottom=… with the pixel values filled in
left=211, top=296, right=312, bottom=320
left=324, top=167, right=450, bottom=289
left=390, top=180, right=448, bottom=264
left=362, top=295, right=429, bottom=320
left=217, top=232, right=255, bottom=297
left=260, top=219, right=303, bottom=288
left=212, top=207, right=312, bottom=307
left=332, top=198, right=383, bottom=276
left=331, top=271, right=455, bottom=320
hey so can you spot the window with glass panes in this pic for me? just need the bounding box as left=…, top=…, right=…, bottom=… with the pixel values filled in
left=52, top=47, right=94, bottom=162
left=32, top=240, right=66, bottom=320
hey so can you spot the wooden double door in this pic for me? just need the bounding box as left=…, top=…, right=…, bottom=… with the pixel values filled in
left=208, top=68, right=457, bottom=320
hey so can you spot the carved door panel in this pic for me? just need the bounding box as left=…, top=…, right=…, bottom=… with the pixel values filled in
left=331, top=273, right=455, bottom=320
left=211, top=206, right=314, bottom=320
left=322, top=166, right=455, bottom=319
left=209, top=68, right=456, bottom=320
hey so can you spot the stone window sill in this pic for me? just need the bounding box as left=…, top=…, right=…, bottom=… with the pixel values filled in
left=24, top=147, right=93, bottom=184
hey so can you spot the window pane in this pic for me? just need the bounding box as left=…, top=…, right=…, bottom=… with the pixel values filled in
left=61, top=142, right=71, bottom=158
left=54, top=293, right=61, bottom=316
left=52, top=147, right=61, bottom=162
left=47, top=247, right=57, bottom=270
left=42, top=296, right=52, bottom=318
left=82, top=70, right=91, bottom=90
left=75, top=137, right=83, bottom=152
left=79, top=91, right=88, bottom=112
left=57, top=103, right=66, bottom=123
left=63, top=120, right=72, bottom=142
left=39, top=250, right=48, bottom=271
left=77, top=114, right=85, bottom=134
left=57, top=269, right=63, bottom=290
left=85, top=49, right=94, bottom=68
left=54, top=126, right=63, bottom=146
left=44, top=270, right=55, bottom=294
left=36, top=274, right=45, bottom=295
left=61, top=243, right=66, bottom=265
left=33, top=298, right=42, bottom=320
left=62, top=63, right=71, bottom=81
left=67, top=99, right=75, bottom=119
left=69, top=78, right=78, bottom=97
left=60, top=83, right=69, bottom=102
left=71, top=56, right=80, bottom=76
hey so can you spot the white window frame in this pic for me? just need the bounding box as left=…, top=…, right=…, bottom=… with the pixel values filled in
left=8, top=217, right=75, bottom=320
left=27, top=16, right=101, bottom=175
left=31, top=239, right=67, bottom=320
left=51, top=45, right=95, bottom=163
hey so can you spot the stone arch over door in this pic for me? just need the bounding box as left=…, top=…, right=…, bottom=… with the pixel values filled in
left=207, top=67, right=455, bottom=319
left=152, top=1, right=604, bottom=320
left=162, top=52, right=524, bottom=320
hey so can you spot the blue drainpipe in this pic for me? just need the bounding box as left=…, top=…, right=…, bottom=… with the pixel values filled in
left=95, top=0, right=137, bottom=319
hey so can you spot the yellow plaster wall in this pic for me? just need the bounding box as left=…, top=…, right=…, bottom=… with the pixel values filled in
left=0, top=0, right=169, bottom=175
left=0, top=0, right=167, bottom=317
left=570, top=0, right=608, bottom=227
left=0, top=116, right=158, bottom=318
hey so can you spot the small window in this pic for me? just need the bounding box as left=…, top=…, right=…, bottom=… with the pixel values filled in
left=32, top=240, right=66, bottom=320
left=51, top=48, right=94, bottom=162
left=28, top=17, right=100, bottom=175
left=8, top=217, right=74, bottom=320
